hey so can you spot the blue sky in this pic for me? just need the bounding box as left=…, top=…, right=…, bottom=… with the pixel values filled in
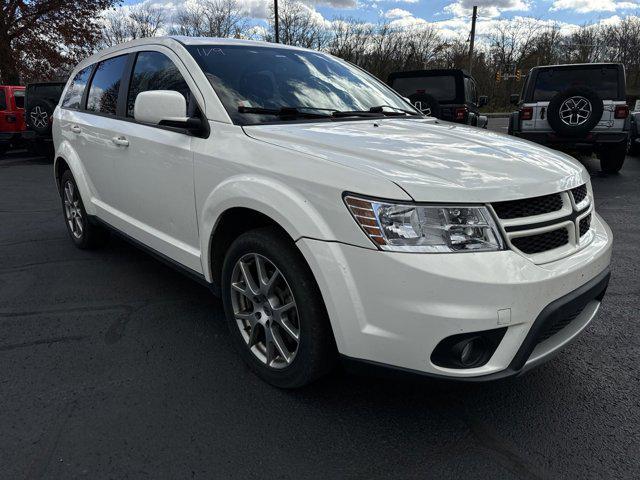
left=121, top=0, right=640, bottom=36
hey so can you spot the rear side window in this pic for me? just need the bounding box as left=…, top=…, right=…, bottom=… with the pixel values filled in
left=533, top=67, right=620, bottom=101
left=127, top=51, right=191, bottom=117
left=0, top=89, right=6, bottom=110
left=62, top=66, right=94, bottom=109
left=86, top=55, right=128, bottom=115
left=13, top=90, right=25, bottom=109
left=391, top=75, right=457, bottom=103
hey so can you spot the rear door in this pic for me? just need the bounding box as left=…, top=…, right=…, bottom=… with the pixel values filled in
left=108, top=48, right=201, bottom=272
left=59, top=56, right=128, bottom=209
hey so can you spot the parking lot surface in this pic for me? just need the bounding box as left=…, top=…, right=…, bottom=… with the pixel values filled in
left=1, top=125, right=639, bottom=479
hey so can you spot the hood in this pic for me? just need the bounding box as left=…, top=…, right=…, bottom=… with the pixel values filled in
left=243, top=118, right=587, bottom=203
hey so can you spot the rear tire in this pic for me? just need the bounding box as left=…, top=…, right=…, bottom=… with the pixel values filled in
left=221, top=227, right=337, bottom=388
left=0, top=143, right=7, bottom=157
left=599, top=142, right=626, bottom=174
left=60, top=170, right=110, bottom=249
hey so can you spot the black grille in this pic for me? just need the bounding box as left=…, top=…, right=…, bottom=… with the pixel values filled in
left=571, top=184, right=587, bottom=204
left=579, top=214, right=591, bottom=237
left=535, top=304, right=586, bottom=345
left=492, top=193, right=563, bottom=219
left=511, top=228, right=569, bottom=254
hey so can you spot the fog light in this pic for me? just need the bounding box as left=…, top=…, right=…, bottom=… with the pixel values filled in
left=431, top=328, right=507, bottom=369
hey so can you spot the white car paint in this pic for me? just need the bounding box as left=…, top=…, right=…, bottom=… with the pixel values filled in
left=52, top=37, right=613, bottom=380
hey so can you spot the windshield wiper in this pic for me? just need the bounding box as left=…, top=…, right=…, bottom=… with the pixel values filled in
left=368, top=105, right=421, bottom=116
left=238, top=106, right=331, bottom=119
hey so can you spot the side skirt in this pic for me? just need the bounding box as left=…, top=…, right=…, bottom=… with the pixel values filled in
left=90, top=215, right=220, bottom=296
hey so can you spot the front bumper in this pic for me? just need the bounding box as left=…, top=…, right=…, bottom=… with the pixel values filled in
left=297, top=212, right=612, bottom=379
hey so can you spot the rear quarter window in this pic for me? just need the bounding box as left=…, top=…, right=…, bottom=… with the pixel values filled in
left=62, top=66, right=94, bottom=109
left=0, top=89, right=6, bottom=110
left=533, top=67, right=620, bottom=101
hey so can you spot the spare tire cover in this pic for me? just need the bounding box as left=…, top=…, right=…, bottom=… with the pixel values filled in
left=409, top=93, right=442, bottom=118
left=27, top=99, right=54, bottom=136
left=547, top=86, right=603, bottom=137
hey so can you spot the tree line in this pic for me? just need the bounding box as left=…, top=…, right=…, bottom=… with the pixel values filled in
left=2, top=0, right=639, bottom=110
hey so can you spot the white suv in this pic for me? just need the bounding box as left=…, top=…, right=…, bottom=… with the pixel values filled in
left=53, top=37, right=613, bottom=387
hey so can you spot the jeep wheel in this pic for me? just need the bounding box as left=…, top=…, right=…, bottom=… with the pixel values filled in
left=599, top=142, right=626, bottom=174
left=0, top=143, right=7, bottom=157
left=27, top=100, right=54, bottom=136
left=629, top=137, right=640, bottom=157
left=547, top=87, right=604, bottom=137
left=221, top=227, right=337, bottom=388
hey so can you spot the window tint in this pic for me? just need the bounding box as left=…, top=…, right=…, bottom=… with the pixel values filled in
left=391, top=75, right=457, bottom=103
left=14, top=90, right=25, bottom=109
left=0, top=90, right=6, bottom=110
left=86, top=55, right=128, bottom=115
left=533, top=67, right=620, bottom=101
left=127, top=51, right=191, bottom=118
left=62, top=66, right=94, bottom=109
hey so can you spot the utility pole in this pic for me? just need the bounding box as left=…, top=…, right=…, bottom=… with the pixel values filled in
left=274, top=0, right=280, bottom=43
left=468, top=5, right=477, bottom=74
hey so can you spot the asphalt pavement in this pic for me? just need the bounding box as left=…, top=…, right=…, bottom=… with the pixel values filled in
left=1, top=122, right=639, bottom=479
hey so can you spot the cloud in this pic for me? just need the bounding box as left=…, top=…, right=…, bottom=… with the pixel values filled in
left=550, top=0, right=640, bottom=13
left=384, top=8, right=413, bottom=18
left=444, top=0, right=530, bottom=18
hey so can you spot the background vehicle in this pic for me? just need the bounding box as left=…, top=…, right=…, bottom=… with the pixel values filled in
left=388, top=68, right=488, bottom=127
left=630, top=100, right=640, bottom=156
left=0, top=85, right=26, bottom=156
left=24, top=81, right=65, bottom=158
left=508, top=63, right=629, bottom=173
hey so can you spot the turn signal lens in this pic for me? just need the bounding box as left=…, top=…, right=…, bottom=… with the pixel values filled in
left=344, top=196, right=504, bottom=253
left=614, top=104, right=629, bottom=119
left=520, top=107, right=533, bottom=121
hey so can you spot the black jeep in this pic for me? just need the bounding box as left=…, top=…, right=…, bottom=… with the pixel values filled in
left=388, top=69, right=488, bottom=127
left=508, top=63, right=630, bottom=173
left=24, top=81, right=66, bottom=158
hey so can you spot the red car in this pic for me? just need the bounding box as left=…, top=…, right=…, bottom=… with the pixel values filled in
left=0, top=85, right=26, bottom=156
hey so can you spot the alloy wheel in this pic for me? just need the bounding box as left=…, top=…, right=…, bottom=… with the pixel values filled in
left=30, top=106, right=48, bottom=129
left=559, top=96, right=592, bottom=126
left=230, top=253, right=300, bottom=369
left=63, top=180, right=84, bottom=239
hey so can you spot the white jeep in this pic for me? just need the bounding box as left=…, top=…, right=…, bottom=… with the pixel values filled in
left=509, top=63, right=630, bottom=173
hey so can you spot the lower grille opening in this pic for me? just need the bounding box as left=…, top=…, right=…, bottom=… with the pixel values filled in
left=511, top=228, right=569, bottom=254
left=535, top=304, right=586, bottom=345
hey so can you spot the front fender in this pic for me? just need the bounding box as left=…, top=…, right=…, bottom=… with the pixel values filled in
left=199, top=174, right=340, bottom=282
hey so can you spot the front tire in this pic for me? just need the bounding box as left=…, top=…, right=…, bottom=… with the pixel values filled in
left=599, top=142, right=626, bottom=173
left=221, top=227, right=337, bottom=388
left=60, top=170, right=110, bottom=249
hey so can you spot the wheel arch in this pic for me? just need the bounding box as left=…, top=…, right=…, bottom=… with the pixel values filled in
left=200, top=175, right=335, bottom=285
left=53, top=143, right=97, bottom=215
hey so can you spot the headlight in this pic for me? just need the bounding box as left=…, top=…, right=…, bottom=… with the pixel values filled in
left=345, top=195, right=505, bottom=253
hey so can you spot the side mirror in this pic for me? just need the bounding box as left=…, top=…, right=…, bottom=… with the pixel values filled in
left=135, top=90, right=186, bottom=124
left=134, top=90, right=204, bottom=134
left=478, top=95, right=488, bottom=107
left=510, top=94, right=520, bottom=106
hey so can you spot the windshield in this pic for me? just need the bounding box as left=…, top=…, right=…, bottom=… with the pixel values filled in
left=391, top=75, right=457, bottom=103
left=533, top=67, right=621, bottom=101
left=186, top=45, right=419, bottom=124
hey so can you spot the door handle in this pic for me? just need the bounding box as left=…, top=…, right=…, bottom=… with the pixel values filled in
left=112, top=136, right=129, bottom=147
left=70, top=125, right=81, bottom=134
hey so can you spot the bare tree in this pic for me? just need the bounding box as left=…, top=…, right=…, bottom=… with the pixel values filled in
left=266, top=0, right=329, bottom=50
left=100, top=3, right=166, bottom=48
left=172, top=0, right=249, bottom=38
